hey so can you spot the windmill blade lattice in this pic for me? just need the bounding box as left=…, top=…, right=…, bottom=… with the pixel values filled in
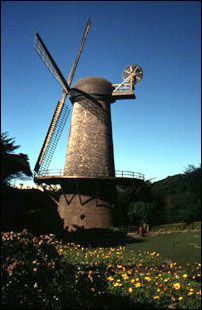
left=67, top=17, right=91, bottom=86
left=34, top=100, right=70, bottom=175
left=34, top=32, right=70, bottom=94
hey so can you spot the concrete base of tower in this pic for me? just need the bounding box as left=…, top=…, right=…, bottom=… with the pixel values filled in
left=58, top=194, right=113, bottom=232
left=57, top=179, right=116, bottom=231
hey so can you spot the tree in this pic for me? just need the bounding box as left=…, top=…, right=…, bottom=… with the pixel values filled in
left=184, top=163, right=201, bottom=174
left=183, top=163, right=201, bottom=197
left=127, top=201, right=154, bottom=226
left=1, top=132, right=32, bottom=187
left=113, top=180, right=153, bottom=226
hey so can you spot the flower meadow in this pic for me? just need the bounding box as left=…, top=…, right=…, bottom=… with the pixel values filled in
left=1, top=230, right=201, bottom=309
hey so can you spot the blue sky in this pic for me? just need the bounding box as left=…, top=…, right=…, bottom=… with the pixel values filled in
left=2, top=1, right=201, bottom=186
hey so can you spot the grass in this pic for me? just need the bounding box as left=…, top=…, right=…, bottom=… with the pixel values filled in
left=1, top=228, right=201, bottom=309
left=125, top=230, right=201, bottom=267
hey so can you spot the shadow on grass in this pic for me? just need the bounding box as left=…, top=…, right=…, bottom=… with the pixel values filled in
left=61, top=226, right=144, bottom=248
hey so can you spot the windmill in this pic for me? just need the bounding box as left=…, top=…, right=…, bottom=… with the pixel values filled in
left=34, top=18, right=144, bottom=231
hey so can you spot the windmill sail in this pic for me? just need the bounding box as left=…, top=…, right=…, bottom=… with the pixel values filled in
left=34, top=18, right=91, bottom=175
left=35, top=32, right=70, bottom=94
left=34, top=96, right=70, bottom=174
left=67, top=17, right=91, bottom=86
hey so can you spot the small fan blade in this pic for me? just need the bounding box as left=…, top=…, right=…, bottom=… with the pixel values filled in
left=67, top=17, right=91, bottom=86
left=35, top=32, right=70, bottom=94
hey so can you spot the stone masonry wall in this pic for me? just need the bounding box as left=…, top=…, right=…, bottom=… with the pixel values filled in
left=64, top=96, right=115, bottom=177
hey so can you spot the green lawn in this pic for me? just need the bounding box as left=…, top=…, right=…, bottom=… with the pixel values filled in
left=125, top=230, right=201, bottom=267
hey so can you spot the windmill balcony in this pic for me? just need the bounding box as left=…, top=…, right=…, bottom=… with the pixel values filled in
left=34, top=169, right=145, bottom=180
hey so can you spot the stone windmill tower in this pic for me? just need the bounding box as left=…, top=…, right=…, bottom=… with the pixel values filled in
left=34, top=19, right=144, bottom=231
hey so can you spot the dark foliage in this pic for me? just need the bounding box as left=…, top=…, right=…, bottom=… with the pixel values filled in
left=62, top=227, right=143, bottom=247
left=1, top=132, right=32, bottom=187
left=1, top=186, right=65, bottom=237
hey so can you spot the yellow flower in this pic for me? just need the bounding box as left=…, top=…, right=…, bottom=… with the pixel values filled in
left=175, top=275, right=179, bottom=279
left=196, top=290, right=201, bottom=295
left=178, top=296, right=183, bottom=300
left=182, top=274, right=188, bottom=279
left=135, top=277, right=139, bottom=282
left=135, top=282, right=141, bottom=288
left=122, top=273, right=129, bottom=280
left=153, top=296, right=160, bottom=300
left=172, top=283, right=180, bottom=290
left=171, top=297, right=176, bottom=302
left=128, top=287, right=133, bottom=293
left=144, top=276, right=151, bottom=282
left=114, top=282, right=122, bottom=287
left=58, top=248, right=63, bottom=255
left=188, top=292, right=193, bottom=296
left=107, top=276, right=114, bottom=281
left=130, top=279, right=135, bottom=284
left=157, top=288, right=160, bottom=292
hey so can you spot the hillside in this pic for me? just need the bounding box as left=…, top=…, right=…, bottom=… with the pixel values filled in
left=150, top=168, right=201, bottom=225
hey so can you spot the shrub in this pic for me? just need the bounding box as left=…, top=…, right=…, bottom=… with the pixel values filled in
left=1, top=230, right=76, bottom=308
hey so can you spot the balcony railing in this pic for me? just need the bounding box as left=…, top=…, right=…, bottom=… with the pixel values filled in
left=35, top=169, right=145, bottom=180
left=115, top=170, right=144, bottom=180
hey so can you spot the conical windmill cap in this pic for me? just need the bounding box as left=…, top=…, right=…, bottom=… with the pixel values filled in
left=70, top=77, right=113, bottom=96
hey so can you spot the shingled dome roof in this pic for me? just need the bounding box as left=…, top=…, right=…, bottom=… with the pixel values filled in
left=71, top=77, right=113, bottom=96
